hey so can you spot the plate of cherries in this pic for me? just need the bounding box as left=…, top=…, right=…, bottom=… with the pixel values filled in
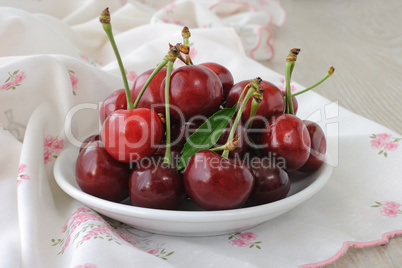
left=54, top=11, right=334, bottom=236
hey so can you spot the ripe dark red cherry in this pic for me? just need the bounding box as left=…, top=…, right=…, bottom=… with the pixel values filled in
left=99, top=88, right=127, bottom=124
left=199, top=62, right=234, bottom=102
left=225, top=79, right=285, bottom=128
left=183, top=150, right=254, bottom=210
left=260, top=113, right=311, bottom=171
left=246, top=157, right=290, bottom=206
left=131, top=67, right=167, bottom=114
left=79, top=134, right=101, bottom=152
left=160, top=65, right=223, bottom=121
left=129, top=156, right=185, bottom=210
left=100, top=108, right=164, bottom=163
left=75, top=140, right=131, bottom=203
left=298, top=120, right=327, bottom=172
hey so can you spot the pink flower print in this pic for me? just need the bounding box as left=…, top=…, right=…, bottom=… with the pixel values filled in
left=116, top=229, right=136, bottom=246
left=127, top=71, right=137, bottom=82
left=376, top=133, right=392, bottom=141
left=382, top=201, right=401, bottom=210
left=370, top=133, right=400, bottom=157
left=61, top=235, right=71, bottom=253
left=372, top=201, right=402, bottom=217
left=370, top=138, right=384, bottom=149
left=380, top=206, right=400, bottom=217
left=238, top=232, right=258, bottom=241
left=18, top=163, right=27, bottom=174
left=17, top=163, right=30, bottom=187
left=148, top=248, right=160, bottom=255
left=1, top=70, right=26, bottom=90
left=69, top=70, right=79, bottom=95
left=228, top=231, right=262, bottom=249
left=43, top=135, right=64, bottom=164
left=229, top=238, right=251, bottom=247
left=147, top=248, right=174, bottom=260
left=72, top=213, right=101, bottom=224
left=384, top=141, right=399, bottom=151
left=13, top=71, right=26, bottom=84
left=1, top=82, right=14, bottom=90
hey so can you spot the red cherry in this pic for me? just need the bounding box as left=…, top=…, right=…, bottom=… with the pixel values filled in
left=260, top=113, right=311, bottom=171
left=79, top=134, right=101, bottom=152
left=246, top=157, right=290, bottom=206
left=131, top=67, right=167, bottom=114
left=225, top=79, right=285, bottom=128
left=298, top=120, right=327, bottom=172
left=75, top=140, right=131, bottom=203
left=183, top=150, right=254, bottom=210
left=160, top=65, right=223, bottom=121
left=100, top=108, right=164, bottom=163
left=199, top=62, right=234, bottom=103
left=129, top=156, right=185, bottom=210
left=99, top=88, right=127, bottom=124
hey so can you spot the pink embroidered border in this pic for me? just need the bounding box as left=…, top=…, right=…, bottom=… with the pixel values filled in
left=300, top=231, right=402, bottom=268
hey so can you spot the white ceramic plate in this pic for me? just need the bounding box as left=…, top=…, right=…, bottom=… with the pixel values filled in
left=54, top=145, right=332, bottom=237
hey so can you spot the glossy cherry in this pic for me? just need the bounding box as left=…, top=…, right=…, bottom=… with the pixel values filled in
left=225, top=79, right=285, bottom=128
left=183, top=150, right=254, bottom=210
left=260, top=113, right=311, bottom=171
left=129, top=156, right=185, bottom=210
left=160, top=65, right=223, bottom=121
left=75, top=140, right=131, bottom=202
left=79, top=134, right=101, bottom=152
left=99, top=88, right=127, bottom=124
left=100, top=108, right=164, bottom=163
left=298, top=120, right=327, bottom=172
left=246, top=157, right=290, bottom=206
left=131, top=67, right=167, bottom=114
left=199, top=62, right=234, bottom=103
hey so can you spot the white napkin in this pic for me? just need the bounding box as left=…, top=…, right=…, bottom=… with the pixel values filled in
left=1, top=1, right=401, bottom=268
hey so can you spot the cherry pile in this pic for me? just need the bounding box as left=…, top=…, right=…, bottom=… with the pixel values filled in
left=75, top=8, right=334, bottom=211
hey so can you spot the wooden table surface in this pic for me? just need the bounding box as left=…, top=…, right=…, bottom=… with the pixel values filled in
left=261, top=0, right=402, bottom=267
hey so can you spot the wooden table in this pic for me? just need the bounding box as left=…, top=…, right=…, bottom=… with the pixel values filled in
left=261, top=0, right=402, bottom=266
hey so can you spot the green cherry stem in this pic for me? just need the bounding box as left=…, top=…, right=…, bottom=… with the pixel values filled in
left=133, top=59, right=168, bottom=108
left=221, top=79, right=260, bottom=159
left=284, top=48, right=300, bottom=114
left=247, top=80, right=264, bottom=128
left=100, top=8, right=134, bottom=110
left=163, top=46, right=179, bottom=165
left=291, top=67, right=335, bottom=97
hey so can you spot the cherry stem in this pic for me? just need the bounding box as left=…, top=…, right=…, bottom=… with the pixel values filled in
left=291, top=67, right=335, bottom=97
left=211, top=134, right=240, bottom=152
left=284, top=48, right=300, bottom=114
left=177, top=54, right=190, bottom=65
left=247, top=81, right=264, bottom=128
left=163, top=45, right=179, bottom=165
left=100, top=8, right=134, bottom=110
left=133, top=60, right=167, bottom=108
left=181, top=26, right=193, bottom=65
left=221, top=79, right=260, bottom=159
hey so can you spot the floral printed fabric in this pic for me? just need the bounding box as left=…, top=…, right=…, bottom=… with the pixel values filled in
left=0, top=1, right=401, bottom=268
